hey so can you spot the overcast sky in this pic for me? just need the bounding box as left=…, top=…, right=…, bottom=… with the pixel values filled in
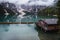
left=0, top=0, right=58, bottom=6
left=28, top=0, right=58, bottom=6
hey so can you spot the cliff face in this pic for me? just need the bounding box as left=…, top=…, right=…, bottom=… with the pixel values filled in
left=0, top=5, right=5, bottom=15
left=0, top=2, right=19, bottom=21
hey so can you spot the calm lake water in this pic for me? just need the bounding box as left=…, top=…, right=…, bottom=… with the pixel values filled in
left=0, top=24, right=40, bottom=40
left=0, top=15, right=57, bottom=22
left=0, top=24, right=60, bottom=40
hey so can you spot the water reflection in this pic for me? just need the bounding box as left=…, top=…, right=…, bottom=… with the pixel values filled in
left=0, top=24, right=40, bottom=40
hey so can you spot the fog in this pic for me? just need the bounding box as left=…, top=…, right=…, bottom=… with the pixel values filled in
left=28, top=0, right=58, bottom=6
left=0, top=0, right=58, bottom=6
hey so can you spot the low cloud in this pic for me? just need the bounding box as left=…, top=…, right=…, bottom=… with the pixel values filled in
left=28, top=0, right=58, bottom=6
left=0, top=0, right=58, bottom=6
